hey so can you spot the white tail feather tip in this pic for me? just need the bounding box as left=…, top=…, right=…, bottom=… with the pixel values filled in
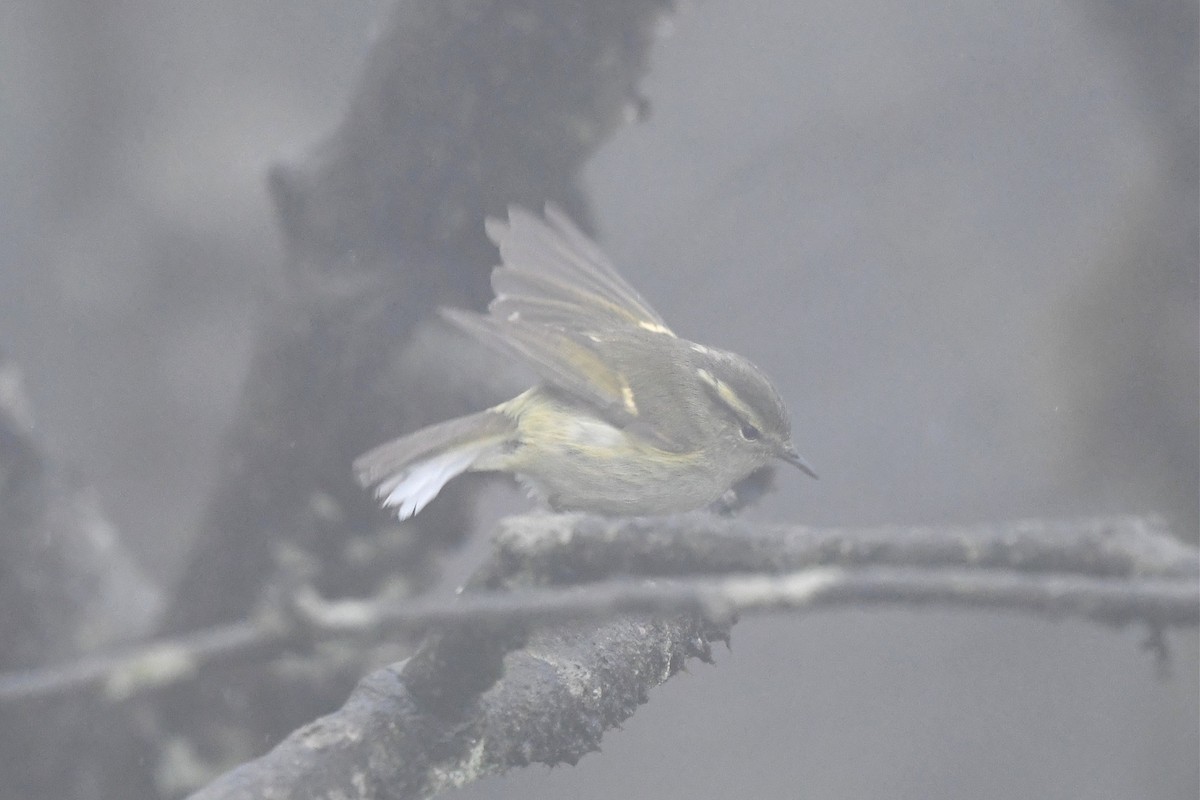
left=378, top=448, right=479, bottom=520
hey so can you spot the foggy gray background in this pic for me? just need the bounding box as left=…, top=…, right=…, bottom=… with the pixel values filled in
left=1, top=1, right=1196, bottom=798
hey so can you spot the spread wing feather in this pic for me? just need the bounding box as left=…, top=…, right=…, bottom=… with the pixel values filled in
left=489, top=270, right=643, bottom=330
left=443, top=204, right=676, bottom=426
left=486, top=204, right=674, bottom=334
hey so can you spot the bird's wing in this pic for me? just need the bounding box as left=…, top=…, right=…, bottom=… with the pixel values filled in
left=440, top=308, right=641, bottom=423
left=442, top=204, right=686, bottom=433
left=485, top=203, right=675, bottom=336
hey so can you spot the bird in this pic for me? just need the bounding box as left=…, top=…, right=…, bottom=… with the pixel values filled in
left=354, top=204, right=815, bottom=520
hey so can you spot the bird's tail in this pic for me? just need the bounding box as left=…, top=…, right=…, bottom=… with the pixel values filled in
left=354, top=409, right=516, bottom=520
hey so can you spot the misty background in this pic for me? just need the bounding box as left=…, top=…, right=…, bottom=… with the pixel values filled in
left=1, top=1, right=1196, bottom=798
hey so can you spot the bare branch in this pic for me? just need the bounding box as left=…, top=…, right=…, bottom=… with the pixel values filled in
left=296, top=566, right=1200, bottom=632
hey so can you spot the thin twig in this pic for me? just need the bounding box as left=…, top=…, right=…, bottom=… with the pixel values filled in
left=297, top=567, right=1199, bottom=635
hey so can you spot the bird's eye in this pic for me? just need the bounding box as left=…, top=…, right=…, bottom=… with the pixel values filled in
left=740, top=423, right=761, bottom=441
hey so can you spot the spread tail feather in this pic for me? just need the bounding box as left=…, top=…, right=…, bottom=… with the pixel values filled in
left=354, top=409, right=515, bottom=520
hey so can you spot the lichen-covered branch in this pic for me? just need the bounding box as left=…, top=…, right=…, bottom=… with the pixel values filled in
left=183, top=513, right=1197, bottom=800
left=190, top=615, right=709, bottom=800
left=484, top=513, right=1199, bottom=585
left=5, top=513, right=1192, bottom=709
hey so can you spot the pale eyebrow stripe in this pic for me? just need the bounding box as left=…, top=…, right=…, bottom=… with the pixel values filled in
left=695, top=369, right=766, bottom=430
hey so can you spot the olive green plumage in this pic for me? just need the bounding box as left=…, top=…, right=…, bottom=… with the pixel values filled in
left=354, top=205, right=814, bottom=519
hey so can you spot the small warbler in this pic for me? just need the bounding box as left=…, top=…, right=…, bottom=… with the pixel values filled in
left=355, top=205, right=815, bottom=519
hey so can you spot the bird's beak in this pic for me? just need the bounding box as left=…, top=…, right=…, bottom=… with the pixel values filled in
left=780, top=447, right=819, bottom=479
